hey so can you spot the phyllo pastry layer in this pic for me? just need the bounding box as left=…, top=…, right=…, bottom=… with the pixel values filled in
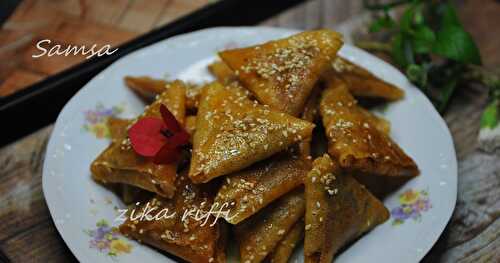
left=189, top=82, right=315, bottom=183
left=266, top=218, right=304, bottom=263
left=235, top=188, right=305, bottom=263
left=304, top=154, right=389, bottom=263
left=120, top=171, right=227, bottom=263
left=90, top=82, right=187, bottom=198
left=299, top=85, right=322, bottom=159
left=208, top=60, right=239, bottom=85
left=215, top=152, right=310, bottom=224
left=323, top=57, right=404, bottom=101
left=319, top=82, right=419, bottom=196
left=124, top=76, right=168, bottom=101
left=219, top=30, right=343, bottom=116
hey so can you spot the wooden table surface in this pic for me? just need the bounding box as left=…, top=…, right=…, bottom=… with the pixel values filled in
left=0, top=0, right=214, bottom=97
left=1, top=0, right=499, bottom=262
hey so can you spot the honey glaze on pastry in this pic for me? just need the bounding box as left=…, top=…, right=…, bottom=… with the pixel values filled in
left=265, top=218, right=305, bottom=263
left=319, top=81, right=419, bottom=196
left=208, top=60, right=239, bottom=85
left=119, top=171, right=227, bottom=263
left=215, top=151, right=311, bottom=224
left=124, top=76, right=169, bottom=101
left=299, top=84, right=322, bottom=159
left=88, top=29, right=422, bottom=263
left=323, top=57, right=404, bottom=101
left=219, top=30, right=343, bottom=116
left=189, top=82, right=314, bottom=183
left=90, top=82, right=188, bottom=198
left=235, top=188, right=306, bottom=263
left=304, top=154, right=389, bottom=263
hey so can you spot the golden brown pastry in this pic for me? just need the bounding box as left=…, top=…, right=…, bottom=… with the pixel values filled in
left=120, top=184, right=153, bottom=204
left=219, top=30, right=343, bottom=116
left=124, top=75, right=201, bottom=111
left=189, top=82, right=315, bottom=183
left=299, top=85, right=322, bottom=159
left=124, top=76, right=167, bottom=101
left=319, top=82, right=419, bottom=196
left=106, top=117, right=154, bottom=204
left=185, top=82, right=202, bottom=111
left=208, top=60, right=239, bottom=85
left=266, top=218, right=304, bottom=263
left=215, top=152, right=310, bottom=224
left=185, top=115, right=197, bottom=137
left=120, top=171, right=227, bottom=263
left=90, top=83, right=187, bottom=198
left=359, top=107, right=391, bottom=135
left=304, top=154, right=389, bottom=263
left=161, top=80, right=187, bottom=125
left=107, top=117, right=131, bottom=141
left=323, top=57, right=404, bottom=101
left=235, top=188, right=305, bottom=263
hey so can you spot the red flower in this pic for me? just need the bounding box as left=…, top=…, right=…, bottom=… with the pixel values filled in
left=128, top=104, right=189, bottom=164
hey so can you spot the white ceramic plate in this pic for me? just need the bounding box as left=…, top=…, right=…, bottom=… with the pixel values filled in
left=43, top=27, right=457, bottom=263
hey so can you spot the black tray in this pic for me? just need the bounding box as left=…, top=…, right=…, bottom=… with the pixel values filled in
left=0, top=0, right=306, bottom=147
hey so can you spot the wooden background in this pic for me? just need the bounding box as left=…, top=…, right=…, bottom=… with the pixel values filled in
left=0, top=0, right=214, bottom=97
left=0, top=0, right=499, bottom=262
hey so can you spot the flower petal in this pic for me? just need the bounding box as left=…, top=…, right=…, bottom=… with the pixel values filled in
left=153, top=143, right=179, bottom=164
left=128, top=117, right=166, bottom=157
left=170, top=129, right=190, bottom=147
left=160, top=104, right=182, bottom=132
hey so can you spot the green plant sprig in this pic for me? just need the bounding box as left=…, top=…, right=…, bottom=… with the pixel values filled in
left=360, top=0, right=499, bottom=128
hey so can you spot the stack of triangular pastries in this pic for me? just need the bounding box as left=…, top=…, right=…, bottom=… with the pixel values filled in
left=90, top=29, right=418, bottom=263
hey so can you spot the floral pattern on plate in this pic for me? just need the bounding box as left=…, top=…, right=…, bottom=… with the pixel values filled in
left=390, top=189, right=431, bottom=226
left=83, top=103, right=125, bottom=139
left=84, top=219, right=132, bottom=258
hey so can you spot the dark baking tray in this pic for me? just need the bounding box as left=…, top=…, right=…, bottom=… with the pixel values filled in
left=0, top=0, right=306, bottom=147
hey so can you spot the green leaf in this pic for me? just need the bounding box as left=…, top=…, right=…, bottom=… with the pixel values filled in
left=369, top=15, right=396, bottom=32
left=438, top=78, right=458, bottom=112
left=411, top=25, right=436, bottom=53
left=392, top=33, right=415, bottom=68
left=406, top=63, right=428, bottom=87
left=480, top=101, right=499, bottom=129
left=399, top=5, right=415, bottom=32
left=439, top=2, right=461, bottom=27
left=414, top=6, right=424, bottom=25
left=432, top=25, right=482, bottom=65
left=392, top=33, right=407, bottom=67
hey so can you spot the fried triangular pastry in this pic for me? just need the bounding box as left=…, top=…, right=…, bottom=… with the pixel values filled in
left=219, top=30, right=343, bottom=116
left=185, top=115, right=197, bottom=137
left=208, top=60, right=253, bottom=99
left=161, top=80, right=187, bottom=125
left=119, top=184, right=152, bottom=204
left=359, top=107, right=391, bottom=135
left=105, top=117, right=155, bottom=204
left=208, top=60, right=239, bottom=85
left=91, top=83, right=187, bottom=198
left=319, top=82, right=419, bottom=196
left=124, top=76, right=167, bottom=101
left=107, top=117, right=131, bottom=141
left=189, top=82, right=315, bottom=183
left=323, top=57, right=404, bottom=101
left=299, top=85, right=322, bottom=159
left=215, top=152, right=310, bottom=224
left=235, top=188, right=305, bottom=263
left=266, top=218, right=304, bottom=263
left=304, top=154, right=389, bottom=263
left=124, top=76, right=200, bottom=111
left=120, top=171, right=227, bottom=263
